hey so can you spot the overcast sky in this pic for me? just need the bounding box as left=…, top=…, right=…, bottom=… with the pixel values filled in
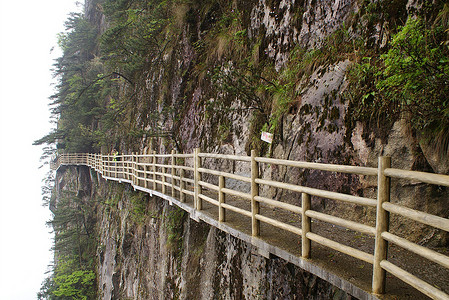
left=0, top=1, right=80, bottom=299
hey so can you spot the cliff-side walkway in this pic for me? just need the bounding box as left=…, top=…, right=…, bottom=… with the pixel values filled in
left=52, top=151, right=449, bottom=300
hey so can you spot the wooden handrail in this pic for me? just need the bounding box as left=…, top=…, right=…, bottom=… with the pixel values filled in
left=198, top=167, right=251, bottom=183
left=255, top=156, right=378, bottom=176
left=384, top=168, right=449, bottom=187
left=198, top=152, right=252, bottom=162
left=255, top=178, right=377, bottom=207
left=50, top=151, right=449, bottom=299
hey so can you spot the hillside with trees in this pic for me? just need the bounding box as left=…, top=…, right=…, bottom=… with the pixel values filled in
left=37, top=0, right=449, bottom=298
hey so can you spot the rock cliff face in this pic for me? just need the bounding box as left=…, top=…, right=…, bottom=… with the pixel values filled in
left=57, top=166, right=354, bottom=299
left=155, top=0, right=447, bottom=245
left=58, top=0, right=449, bottom=298
left=98, top=194, right=352, bottom=300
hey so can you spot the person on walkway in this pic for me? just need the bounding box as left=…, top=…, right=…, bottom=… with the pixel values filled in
left=112, top=149, right=118, bottom=161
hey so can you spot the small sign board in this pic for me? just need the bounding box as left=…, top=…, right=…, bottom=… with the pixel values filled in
left=261, top=131, right=273, bottom=144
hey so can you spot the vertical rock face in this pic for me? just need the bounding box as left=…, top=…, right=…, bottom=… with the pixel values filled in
left=173, top=0, right=447, bottom=245
left=89, top=177, right=352, bottom=300
left=61, top=0, right=449, bottom=297
left=249, top=0, right=354, bottom=69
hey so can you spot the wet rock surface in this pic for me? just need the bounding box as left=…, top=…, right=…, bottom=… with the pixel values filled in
left=95, top=180, right=356, bottom=299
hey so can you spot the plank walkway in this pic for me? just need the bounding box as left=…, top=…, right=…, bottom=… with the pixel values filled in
left=52, top=152, right=449, bottom=300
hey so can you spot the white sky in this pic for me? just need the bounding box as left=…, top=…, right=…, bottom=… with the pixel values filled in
left=0, top=1, right=80, bottom=299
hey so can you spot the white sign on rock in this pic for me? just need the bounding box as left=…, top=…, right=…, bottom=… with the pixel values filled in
left=261, top=131, right=273, bottom=144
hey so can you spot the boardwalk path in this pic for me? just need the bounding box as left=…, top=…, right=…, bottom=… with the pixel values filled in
left=53, top=152, right=449, bottom=300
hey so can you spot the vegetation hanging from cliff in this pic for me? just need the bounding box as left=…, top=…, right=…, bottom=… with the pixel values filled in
left=34, top=12, right=106, bottom=152
left=101, top=0, right=171, bottom=79
left=345, top=13, right=449, bottom=154
left=379, top=17, right=449, bottom=152
left=38, top=190, right=97, bottom=299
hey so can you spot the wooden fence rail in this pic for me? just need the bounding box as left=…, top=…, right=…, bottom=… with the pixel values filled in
left=51, top=151, right=449, bottom=300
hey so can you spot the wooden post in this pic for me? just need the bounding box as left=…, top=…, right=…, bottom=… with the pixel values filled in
left=171, top=150, right=175, bottom=198
left=219, top=175, right=225, bottom=222
left=105, top=155, right=108, bottom=177
left=138, top=153, right=142, bottom=186
left=197, top=148, right=202, bottom=210
left=180, top=163, right=185, bottom=203
left=135, top=152, right=140, bottom=186
left=129, top=154, right=131, bottom=181
left=130, top=154, right=132, bottom=181
left=115, top=153, right=118, bottom=179
left=118, top=153, right=121, bottom=179
left=301, top=192, right=311, bottom=258
left=152, top=151, right=156, bottom=190
left=133, top=152, right=136, bottom=185
left=373, top=156, right=391, bottom=294
left=251, top=150, right=260, bottom=237
left=123, top=155, right=126, bottom=180
left=162, top=155, right=166, bottom=194
left=194, top=148, right=202, bottom=210
left=144, top=149, right=148, bottom=189
left=104, top=154, right=106, bottom=175
left=194, top=149, right=197, bottom=209
left=128, top=153, right=131, bottom=182
left=135, top=153, right=139, bottom=186
left=130, top=153, right=133, bottom=183
left=117, top=154, right=121, bottom=180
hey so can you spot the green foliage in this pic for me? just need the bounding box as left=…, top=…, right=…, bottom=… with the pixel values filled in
left=164, top=207, right=186, bottom=252
left=435, top=3, right=449, bottom=48
left=209, top=61, right=271, bottom=113
left=359, top=0, right=408, bottom=26
left=36, top=3, right=162, bottom=153
left=264, top=25, right=359, bottom=135
left=39, top=190, right=97, bottom=299
left=130, top=192, right=148, bottom=224
left=101, top=0, right=170, bottom=79
left=104, top=192, right=121, bottom=211
left=49, top=192, right=96, bottom=255
left=344, top=56, right=399, bottom=132
left=34, top=12, right=108, bottom=152
left=345, top=15, right=449, bottom=153
left=52, top=258, right=96, bottom=299
left=205, top=24, right=359, bottom=152
left=200, top=6, right=248, bottom=63
left=37, top=276, right=56, bottom=300
left=377, top=17, right=449, bottom=136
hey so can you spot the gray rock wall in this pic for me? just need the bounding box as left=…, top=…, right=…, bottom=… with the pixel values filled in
left=168, top=0, right=448, bottom=245
left=74, top=0, right=449, bottom=297
left=92, top=178, right=354, bottom=300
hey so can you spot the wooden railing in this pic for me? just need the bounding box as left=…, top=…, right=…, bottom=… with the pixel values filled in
left=51, top=151, right=449, bottom=299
